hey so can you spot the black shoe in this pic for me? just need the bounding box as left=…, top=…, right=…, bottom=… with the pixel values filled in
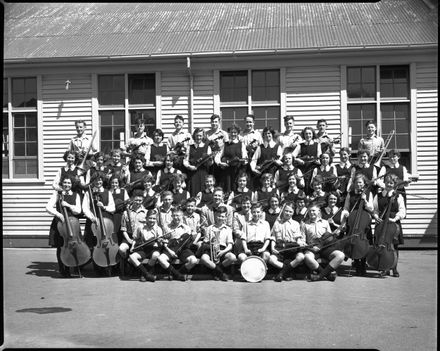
left=392, top=270, right=400, bottom=277
left=220, top=273, right=228, bottom=281
left=274, top=273, right=283, bottom=282
left=327, top=272, right=337, bottom=282
left=61, top=270, right=71, bottom=278
left=139, top=275, right=147, bottom=282
left=309, top=273, right=321, bottom=282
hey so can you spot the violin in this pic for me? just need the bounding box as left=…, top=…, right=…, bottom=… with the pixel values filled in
left=194, top=151, right=219, bottom=168
left=172, top=137, right=191, bottom=155
left=246, top=139, right=259, bottom=158
left=366, top=184, right=403, bottom=272
left=294, top=155, right=320, bottom=166
left=256, top=156, right=280, bottom=174
left=89, top=186, right=120, bottom=271
left=222, top=156, right=248, bottom=167
left=345, top=186, right=372, bottom=260
left=57, top=192, right=91, bottom=276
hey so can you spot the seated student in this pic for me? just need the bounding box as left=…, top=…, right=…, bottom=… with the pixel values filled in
left=253, top=172, right=279, bottom=211
left=232, top=196, right=253, bottom=256
left=274, top=152, right=304, bottom=194
left=171, top=173, right=190, bottom=207
left=335, top=147, right=353, bottom=205
left=226, top=172, right=253, bottom=211
left=157, top=207, right=195, bottom=281
left=198, top=206, right=237, bottom=281
left=346, top=148, right=379, bottom=197
left=118, top=190, right=147, bottom=277
left=195, top=174, right=216, bottom=209
left=128, top=209, right=163, bottom=282
left=141, top=174, right=159, bottom=210
left=280, top=173, right=306, bottom=205
left=85, top=152, right=107, bottom=187
left=104, top=148, right=130, bottom=186
left=154, top=153, right=183, bottom=194
left=307, top=175, right=328, bottom=208
left=109, top=175, right=130, bottom=245
left=292, top=192, right=308, bottom=224
left=156, top=191, right=174, bottom=234
left=268, top=203, right=306, bottom=282
left=303, top=203, right=345, bottom=282
left=200, top=187, right=234, bottom=228
left=52, top=150, right=86, bottom=195
left=310, top=152, right=338, bottom=194
left=264, top=194, right=282, bottom=230
left=236, top=203, right=271, bottom=266
left=182, top=197, right=203, bottom=252
left=320, top=191, right=344, bottom=236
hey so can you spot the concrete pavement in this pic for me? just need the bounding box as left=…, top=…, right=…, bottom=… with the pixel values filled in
left=2, top=248, right=437, bottom=349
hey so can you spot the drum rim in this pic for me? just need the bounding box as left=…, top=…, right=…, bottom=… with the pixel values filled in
left=241, top=255, right=267, bottom=283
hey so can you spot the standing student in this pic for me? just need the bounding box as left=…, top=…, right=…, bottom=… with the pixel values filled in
left=67, top=120, right=97, bottom=171
left=302, top=204, right=345, bottom=282
left=184, top=127, right=213, bottom=197
left=105, top=148, right=129, bottom=186
left=269, top=203, right=306, bottom=282
left=167, top=115, right=192, bottom=152
left=217, top=124, right=248, bottom=193
left=128, top=208, right=162, bottom=282
left=85, top=152, right=107, bottom=187
left=46, top=174, right=83, bottom=278
left=315, top=119, right=337, bottom=156
left=278, top=115, right=302, bottom=155
left=292, top=126, right=322, bottom=196
left=335, top=147, right=353, bottom=205
left=52, top=150, right=85, bottom=195
left=206, top=114, right=229, bottom=185
left=372, top=174, right=406, bottom=277
left=124, top=116, right=153, bottom=172
left=347, top=149, right=379, bottom=196
left=144, top=128, right=169, bottom=179
left=240, top=114, right=262, bottom=189
left=199, top=206, right=237, bottom=281
left=358, top=120, right=384, bottom=170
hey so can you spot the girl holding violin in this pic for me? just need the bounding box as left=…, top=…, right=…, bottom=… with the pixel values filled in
left=85, top=152, right=107, bottom=187
left=372, top=174, right=406, bottom=277
left=341, top=173, right=374, bottom=276
left=302, top=203, right=345, bottom=282
left=280, top=173, right=305, bottom=206
left=250, top=126, right=283, bottom=186
left=184, top=127, right=213, bottom=197
left=264, top=194, right=282, bottom=229
left=292, top=126, right=322, bottom=196
left=307, top=175, right=328, bottom=208
left=142, top=174, right=159, bottom=210
left=144, top=128, right=169, bottom=179
left=292, top=192, right=308, bottom=223
left=253, top=173, right=279, bottom=211
left=154, top=153, right=183, bottom=194
left=320, top=191, right=344, bottom=236
left=195, top=174, right=216, bottom=208
left=217, top=124, right=248, bottom=194
left=128, top=208, right=163, bottom=282
left=171, top=173, right=190, bottom=207
left=274, top=152, right=304, bottom=194
left=46, top=174, right=83, bottom=277
left=347, top=149, right=379, bottom=197
left=335, top=147, right=353, bottom=205
left=226, top=172, right=253, bottom=211
left=52, top=150, right=85, bottom=195
left=109, top=175, right=130, bottom=245
left=126, top=155, right=153, bottom=196
left=310, top=152, right=338, bottom=194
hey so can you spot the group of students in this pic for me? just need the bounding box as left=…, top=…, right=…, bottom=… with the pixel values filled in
left=46, top=113, right=414, bottom=282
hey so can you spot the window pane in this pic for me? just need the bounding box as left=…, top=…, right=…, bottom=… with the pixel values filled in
left=14, top=129, right=25, bottom=142
left=14, top=114, right=25, bottom=127
left=347, top=66, right=376, bottom=99
left=14, top=143, right=25, bottom=156
left=99, top=110, right=126, bottom=153
left=220, top=71, right=248, bottom=103
left=2, top=159, right=8, bottom=178
left=26, top=128, right=37, bottom=141
left=3, top=113, right=9, bottom=159
left=26, top=142, right=38, bottom=156
left=220, top=107, right=248, bottom=130
left=347, top=67, right=361, bottom=84
left=380, top=103, right=410, bottom=151
left=128, top=74, right=155, bottom=105
left=253, top=106, right=280, bottom=130
left=101, top=127, right=113, bottom=140
left=362, top=67, right=375, bottom=83
left=252, top=70, right=280, bottom=102
left=380, top=66, right=409, bottom=98
left=12, top=78, right=37, bottom=108
left=98, top=75, right=124, bottom=105
left=3, top=79, right=8, bottom=108
left=13, top=158, right=37, bottom=178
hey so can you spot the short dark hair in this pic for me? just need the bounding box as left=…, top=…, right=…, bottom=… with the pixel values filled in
left=316, top=119, right=327, bottom=126
left=210, top=114, right=220, bottom=122
left=63, top=150, right=78, bottom=162
left=75, top=120, right=86, bottom=127
left=174, top=115, right=184, bottom=123
left=245, top=114, right=255, bottom=121
left=153, top=129, right=164, bottom=138
left=132, top=189, right=144, bottom=198
left=283, top=115, right=294, bottom=122
left=214, top=205, right=227, bottom=214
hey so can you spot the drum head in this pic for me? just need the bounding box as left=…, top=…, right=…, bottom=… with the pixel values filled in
left=241, top=256, right=267, bottom=283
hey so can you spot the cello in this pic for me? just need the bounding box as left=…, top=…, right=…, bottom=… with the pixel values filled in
left=89, top=186, right=120, bottom=274
left=57, top=192, right=91, bottom=277
left=345, top=186, right=372, bottom=260
left=366, top=184, right=402, bottom=273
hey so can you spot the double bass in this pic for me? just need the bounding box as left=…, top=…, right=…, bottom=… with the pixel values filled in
left=366, top=185, right=402, bottom=272
left=344, top=187, right=372, bottom=260
left=89, top=186, right=120, bottom=274
left=57, top=192, right=91, bottom=277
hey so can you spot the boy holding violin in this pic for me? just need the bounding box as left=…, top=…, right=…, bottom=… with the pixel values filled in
left=373, top=173, right=406, bottom=277
left=302, top=203, right=345, bottom=282
left=46, top=174, right=83, bottom=278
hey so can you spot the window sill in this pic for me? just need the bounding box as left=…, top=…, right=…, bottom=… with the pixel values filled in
left=2, top=178, right=46, bottom=185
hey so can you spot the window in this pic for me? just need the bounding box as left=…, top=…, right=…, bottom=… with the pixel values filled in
left=220, top=70, right=280, bottom=130
left=346, top=65, right=411, bottom=170
left=97, top=74, right=156, bottom=154
left=3, top=77, right=39, bottom=179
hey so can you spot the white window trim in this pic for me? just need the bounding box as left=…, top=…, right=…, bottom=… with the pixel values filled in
left=2, top=75, right=45, bottom=184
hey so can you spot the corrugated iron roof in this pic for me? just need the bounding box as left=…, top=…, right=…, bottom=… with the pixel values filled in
left=4, top=1, right=438, bottom=60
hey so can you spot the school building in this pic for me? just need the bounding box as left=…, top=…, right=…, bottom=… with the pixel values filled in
left=2, top=1, right=438, bottom=247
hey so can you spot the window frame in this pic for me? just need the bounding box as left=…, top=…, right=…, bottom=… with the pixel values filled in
left=343, top=64, right=414, bottom=173
left=2, top=76, right=44, bottom=183
left=217, top=69, right=282, bottom=131
left=94, top=73, right=158, bottom=153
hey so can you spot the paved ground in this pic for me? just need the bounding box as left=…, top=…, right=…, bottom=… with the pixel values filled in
left=2, top=248, right=437, bottom=349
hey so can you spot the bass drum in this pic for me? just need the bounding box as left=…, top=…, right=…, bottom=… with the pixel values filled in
left=240, top=256, right=267, bottom=283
